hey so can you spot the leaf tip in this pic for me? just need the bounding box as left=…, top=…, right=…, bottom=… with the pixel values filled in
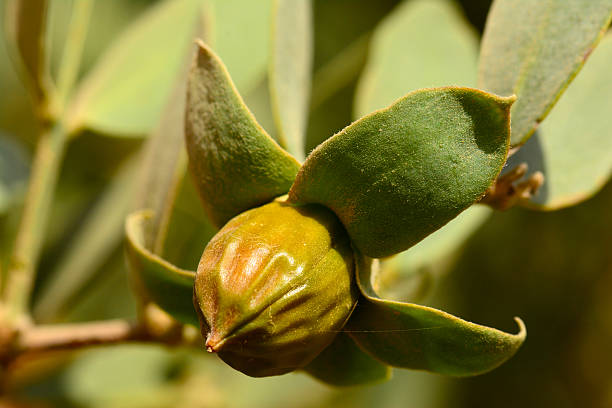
left=513, top=316, right=527, bottom=341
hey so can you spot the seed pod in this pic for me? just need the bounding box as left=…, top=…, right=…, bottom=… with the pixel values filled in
left=194, top=198, right=357, bottom=377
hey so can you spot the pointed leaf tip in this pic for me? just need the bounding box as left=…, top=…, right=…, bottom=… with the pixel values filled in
left=347, top=255, right=526, bottom=377
left=186, top=40, right=300, bottom=227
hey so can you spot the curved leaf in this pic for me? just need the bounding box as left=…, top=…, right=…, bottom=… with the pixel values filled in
left=509, top=34, right=612, bottom=210
left=478, top=0, right=612, bottom=146
left=125, top=210, right=197, bottom=327
left=67, top=0, right=203, bottom=136
left=289, top=87, right=512, bottom=258
left=269, top=0, right=313, bottom=160
left=346, top=254, right=526, bottom=377
left=4, top=0, right=50, bottom=105
left=303, top=331, right=391, bottom=387
left=355, top=0, right=478, bottom=118
left=185, top=41, right=300, bottom=227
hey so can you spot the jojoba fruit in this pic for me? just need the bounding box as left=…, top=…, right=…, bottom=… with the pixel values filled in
left=193, top=198, right=357, bottom=377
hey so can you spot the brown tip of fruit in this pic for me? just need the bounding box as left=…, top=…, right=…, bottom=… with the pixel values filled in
left=205, top=332, right=226, bottom=353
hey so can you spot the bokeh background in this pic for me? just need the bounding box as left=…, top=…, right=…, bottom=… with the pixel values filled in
left=1, top=0, right=611, bottom=407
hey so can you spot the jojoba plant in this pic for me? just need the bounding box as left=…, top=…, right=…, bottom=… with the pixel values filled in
left=1, top=0, right=611, bottom=398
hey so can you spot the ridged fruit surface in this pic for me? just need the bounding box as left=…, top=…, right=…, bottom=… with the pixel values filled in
left=194, top=198, right=357, bottom=377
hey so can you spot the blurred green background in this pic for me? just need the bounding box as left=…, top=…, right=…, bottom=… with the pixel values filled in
left=1, top=0, right=611, bottom=407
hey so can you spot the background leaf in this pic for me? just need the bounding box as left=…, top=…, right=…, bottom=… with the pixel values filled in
left=290, top=87, right=512, bottom=258
left=478, top=0, right=612, bottom=146
left=185, top=42, right=300, bottom=227
left=355, top=0, right=478, bottom=118
left=4, top=0, right=50, bottom=105
left=0, top=132, right=30, bottom=214
left=269, top=0, right=313, bottom=160
left=376, top=205, right=492, bottom=301
left=506, top=34, right=612, bottom=210
left=67, top=0, right=203, bottom=137
left=347, top=255, right=526, bottom=376
left=208, top=0, right=272, bottom=94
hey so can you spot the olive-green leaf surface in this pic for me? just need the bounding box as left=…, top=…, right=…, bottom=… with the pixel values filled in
left=208, top=0, right=272, bottom=94
left=303, top=331, right=391, bottom=386
left=125, top=210, right=197, bottom=327
left=478, top=0, right=612, bottom=147
left=376, top=205, right=492, bottom=301
left=355, top=0, right=478, bottom=118
left=269, top=0, right=313, bottom=160
left=346, top=254, right=526, bottom=376
left=507, top=34, right=612, bottom=210
left=4, top=0, right=50, bottom=105
left=33, top=155, right=140, bottom=322
left=67, top=0, right=203, bottom=137
left=185, top=41, right=301, bottom=227
left=289, top=87, right=513, bottom=258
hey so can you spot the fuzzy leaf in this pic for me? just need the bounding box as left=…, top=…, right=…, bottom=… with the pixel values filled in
left=125, top=210, right=197, bottom=327
left=4, top=0, right=50, bottom=104
left=269, top=0, right=313, bottom=160
left=509, top=34, right=612, bottom=210
left=289, top=87, right=512, bottom=258
left=478, top=0, right=612, bottom=146
left=355, top=0, right=478, bottom=117
left=185, top=41, right=300, bottom=227
left=346, top=254, right=526, bottom=376
left=68, top=0, right=203, bottom=136
left=303, top=331, right=391, bottom=386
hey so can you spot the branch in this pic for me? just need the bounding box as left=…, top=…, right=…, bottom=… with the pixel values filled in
left=14, top=320, right=147, bottom=354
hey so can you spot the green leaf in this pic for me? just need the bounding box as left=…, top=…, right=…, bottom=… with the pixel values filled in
left=269, top=0, right=313, bottom=160
left=478, top=0, right=612, bottom=146
left=508, top=34, right=612, bottom=210
left=67, top=0, right=204, bottom=136
left=289, top=87, right=512, bottom=258
left=125, top=210, right=197, bottom=327
left=4, top=0, right=50, bottom=105
left=377, top=205, right=492, bottom=301
left=185, top=41, right=301, bottom=227
left=208, top=0, right=272, bottom=94
left=303, top=331, right=391, bottom=387
left=355, top=0, right=478, bottom=118
left=346, top=254, right=526, bottom=377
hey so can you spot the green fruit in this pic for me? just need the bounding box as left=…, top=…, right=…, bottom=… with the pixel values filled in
left=193, top=197, right=357, bottom=377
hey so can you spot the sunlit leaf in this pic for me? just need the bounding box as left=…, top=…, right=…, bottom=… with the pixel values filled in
left=290, top=87, right=512, bottom=258
left=125, top=210, right=197, bottom=327
left=507, top=34, right=612, bottom=210
left=269, top=0, right=313, bottom=160
left=209, top=0, right=272, bottom=94
left=4, top=0, right=50, bottom=104
left=346, top=254, right=526, bottom=376
left=478, top=0, right=612, bottom=146
left=303, top=332, right=391, bottom=386
left=355, top=0, right=478, bottom=117
left=67, top=0, right=203, bottom=137
left=185, top=41, right=300, bottom=227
